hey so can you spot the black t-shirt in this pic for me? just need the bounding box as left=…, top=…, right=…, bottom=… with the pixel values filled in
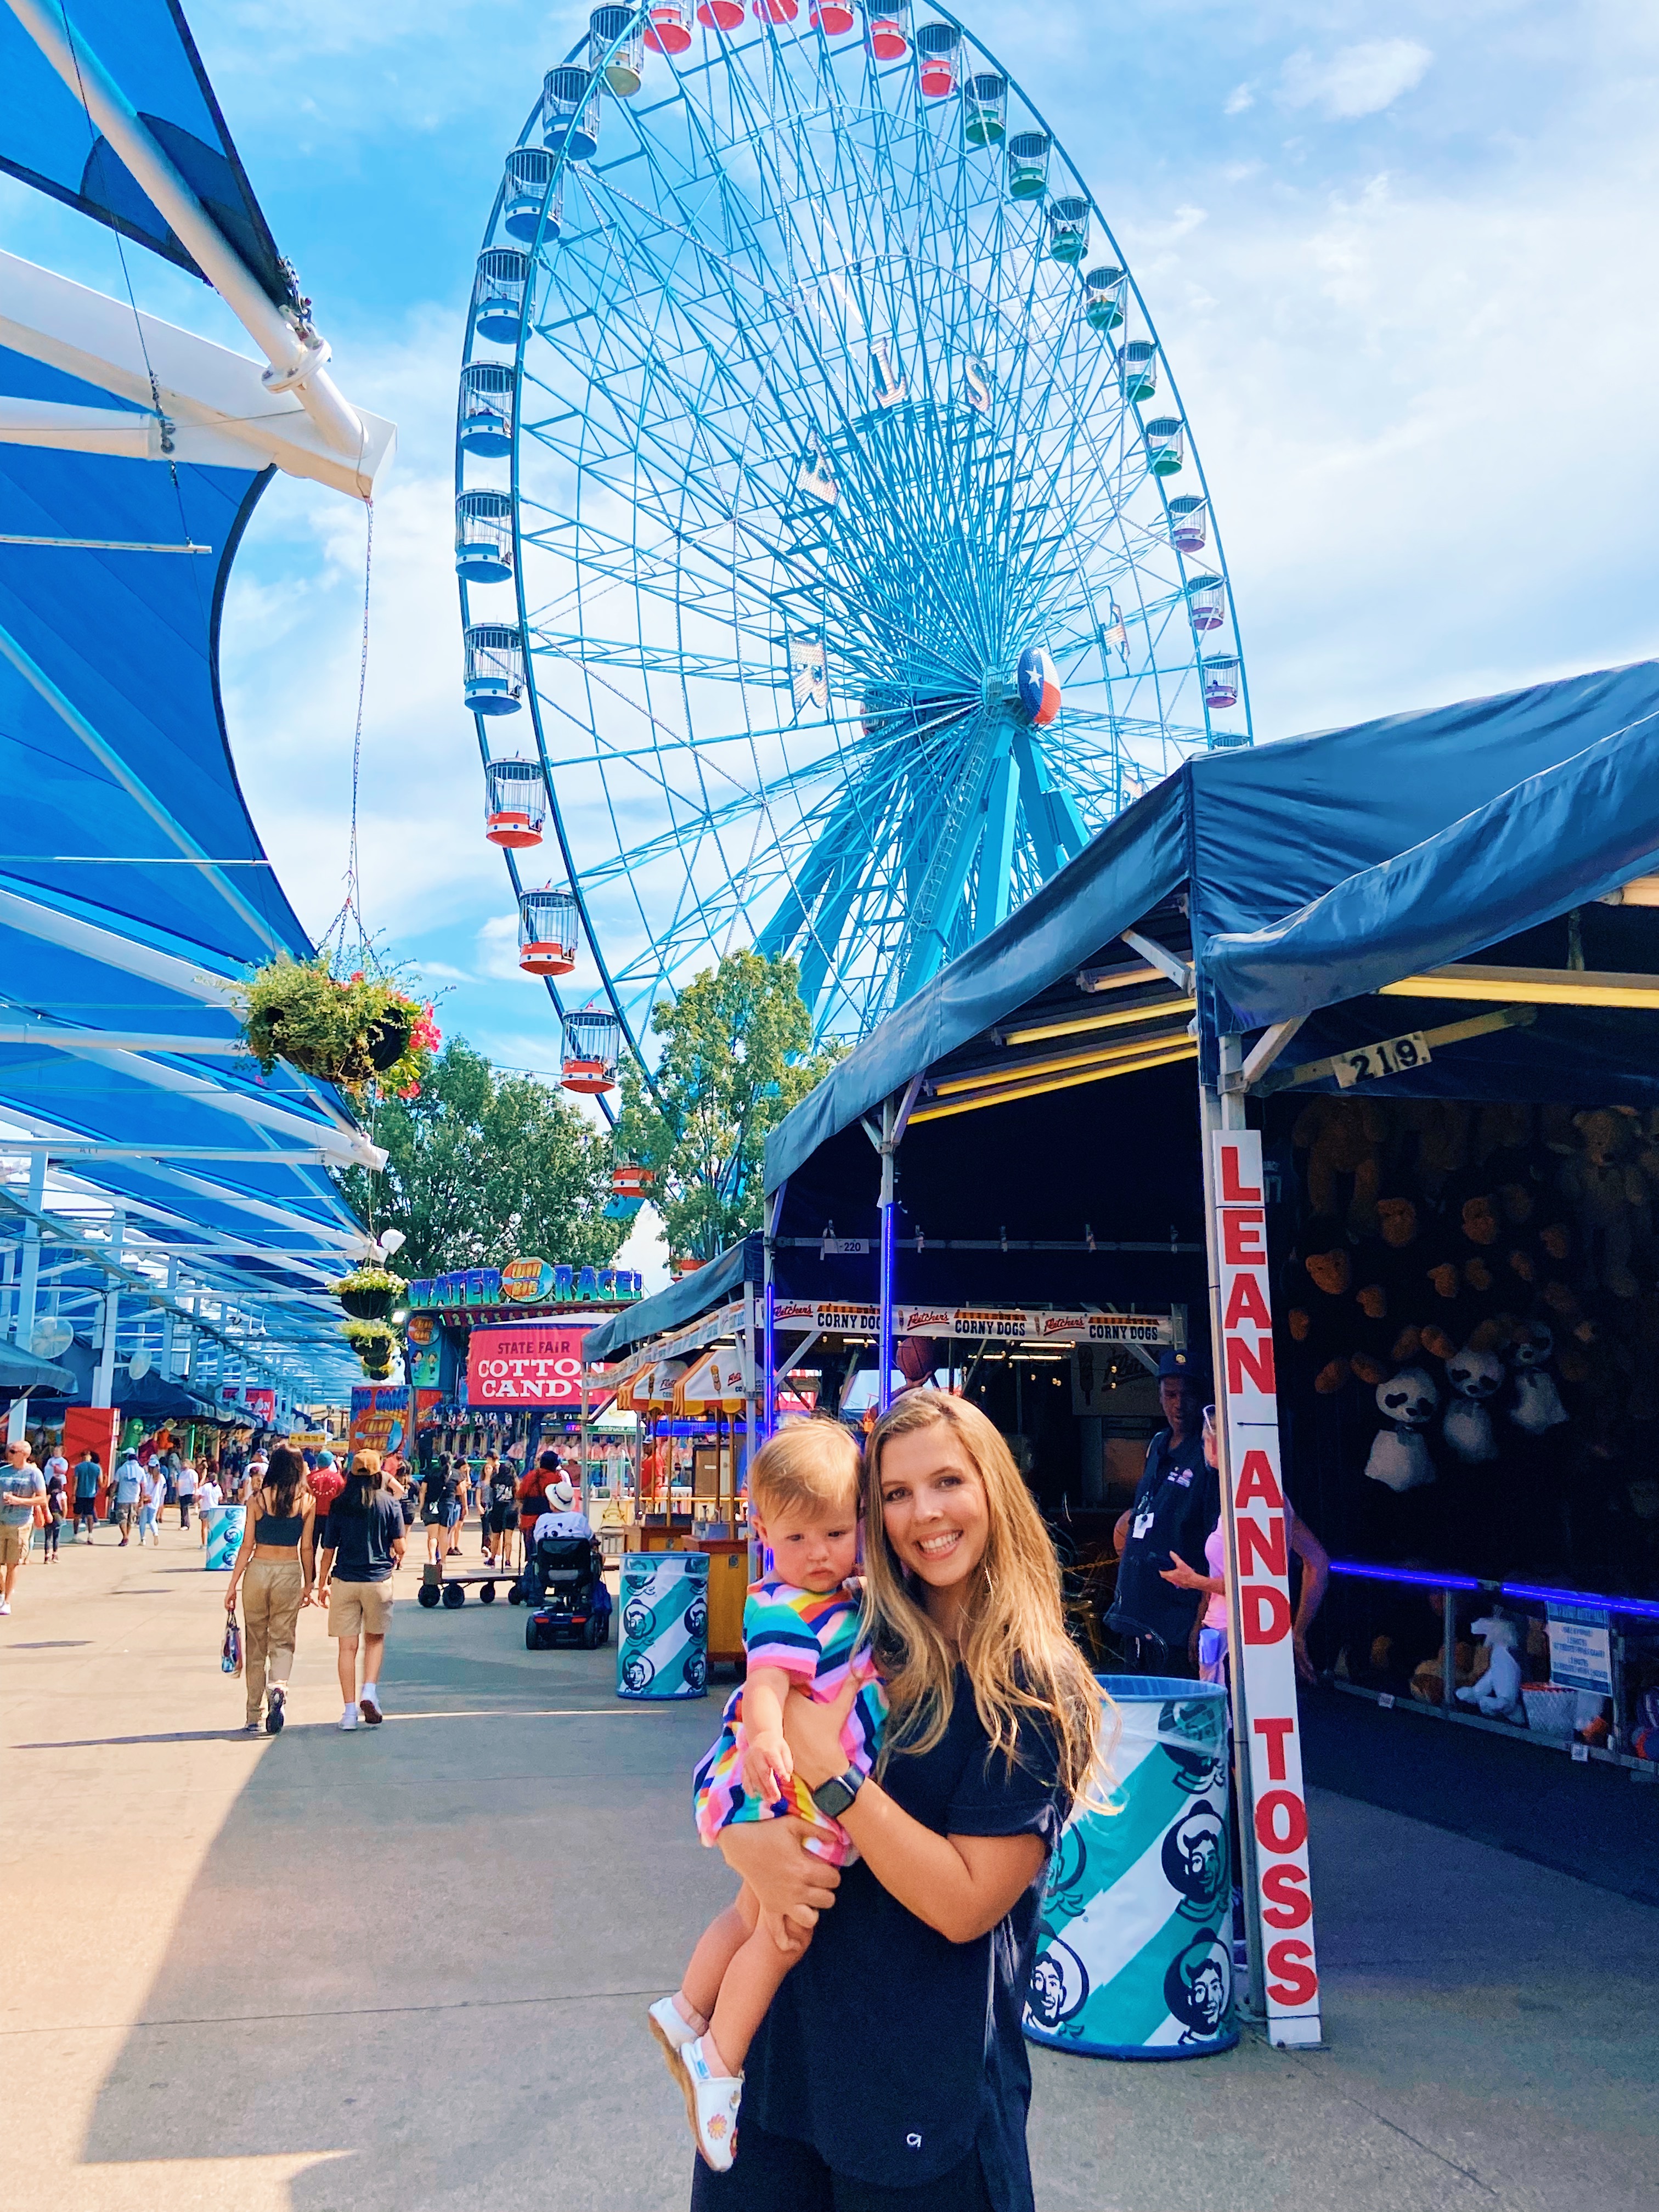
left=743, top=1669, right=1066, bottom=2205
left=1111, top=1427, right=1221, bottom=1652
left=321, top=1496, right=404, bottom=1582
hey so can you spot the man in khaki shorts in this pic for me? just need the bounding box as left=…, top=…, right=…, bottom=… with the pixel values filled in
left=0, top=1440, right=46, bottom=1616
left=314, top=1451, right=405, bottom=1731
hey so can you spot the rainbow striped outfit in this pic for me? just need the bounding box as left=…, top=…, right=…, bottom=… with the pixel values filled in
left=692, top=1577, right=887, bottom=1865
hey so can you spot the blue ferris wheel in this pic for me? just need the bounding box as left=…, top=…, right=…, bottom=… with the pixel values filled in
left=455, top=1, right=1250, bottom=1070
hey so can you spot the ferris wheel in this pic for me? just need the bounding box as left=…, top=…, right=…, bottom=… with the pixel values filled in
left=455, top=2, right=1250, bottom=1073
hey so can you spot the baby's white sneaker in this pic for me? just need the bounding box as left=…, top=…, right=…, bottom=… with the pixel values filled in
left=678, top=2035, right=742, bottom=2172
left=648, top=1994, right=698, bottom=2057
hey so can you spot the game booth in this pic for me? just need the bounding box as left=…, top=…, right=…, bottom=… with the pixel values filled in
left=758, top=657, right=1659, bottom=2053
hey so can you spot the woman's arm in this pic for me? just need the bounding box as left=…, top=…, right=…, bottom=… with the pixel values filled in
left=1159, top=1548, right=1222, bottom=1596
left=1290, top=1518, right=1330, bottom=1683
left=783, top=1685, right=1047, bottom=1946
left=301, top=1502, right=316, bottom=1595
left=223, top=1494, right=258, bottom=1611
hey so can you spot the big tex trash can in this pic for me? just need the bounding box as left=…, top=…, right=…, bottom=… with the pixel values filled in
left=617, top=1550, right=708, bottom=1699
left=203, top=1503, right=245, bottom=1572
left=1024, top=1676, right=1237, bottom=2059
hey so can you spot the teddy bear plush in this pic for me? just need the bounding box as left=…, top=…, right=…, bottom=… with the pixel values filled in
left=1505, top=1323, right=1568, bottom=1435
left=1283, top=1217, right=1358, bottom=1395
left=1456, top=1613, right=1525, bottom=1720
left=1291, top=1098, right=1387, bottom=1235
left=1559, top=1108, right=1649, bottom=1299
left=1396, top=1099, right=1472, bottom=1198
left=1356, top=1193, right=1457, bottom=1368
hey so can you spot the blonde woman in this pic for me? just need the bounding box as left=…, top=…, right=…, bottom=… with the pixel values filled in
left=690, top=1392, right=1107, bottom=2211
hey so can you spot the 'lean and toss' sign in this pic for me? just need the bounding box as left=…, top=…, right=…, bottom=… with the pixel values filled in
left=1213, top=1128, right=1322, bottom=2049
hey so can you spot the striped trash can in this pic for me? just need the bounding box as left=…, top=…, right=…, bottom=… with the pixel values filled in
left=617, top=1551, right=708, bottom=1700
left=203, top=1504, right=245, bottom=1572
left=1024, top=1675, right=1238, bottom=2059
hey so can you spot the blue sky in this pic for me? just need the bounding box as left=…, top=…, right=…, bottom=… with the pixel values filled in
left=4, top=2, right=1657, bottom=1250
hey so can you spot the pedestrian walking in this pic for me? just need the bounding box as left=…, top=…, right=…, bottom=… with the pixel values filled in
left=111, top=1448, right=143, bottom=1545
left=41, top=1458, right=67, bottom=1560
left=308, top=1449, right=345, bottom=1533
left=681, top=1391, right=1107, bottom=2208
left=196, top=1469, right=223, bottom=1547
left=316, top=1450, right=405, bottom=1731
left=223, top=1443, right=315, bottom=1735
left=136, top=1459, right=165, bottom=1547
left=176, top=1459, right=198, bottom=1528
left=420, top=1453, right=461, bottom=1568
left=72, top=1448, right=100, bottom=1540
left=0, top=1440, right=47, bottom=1616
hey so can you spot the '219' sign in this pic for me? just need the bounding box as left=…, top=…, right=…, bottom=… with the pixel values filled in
left=1214, top=1130, right=1322, bottom=2049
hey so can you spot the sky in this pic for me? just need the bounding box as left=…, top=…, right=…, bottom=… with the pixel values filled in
left=3, top=1, right=1657, bottom=1282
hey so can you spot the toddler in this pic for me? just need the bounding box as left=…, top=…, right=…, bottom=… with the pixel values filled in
left=647, top=1421, right=885, bottom=2172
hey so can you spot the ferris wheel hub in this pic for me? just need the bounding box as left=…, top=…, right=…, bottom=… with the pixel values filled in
left=1016, top=645, right=1062, bottom=729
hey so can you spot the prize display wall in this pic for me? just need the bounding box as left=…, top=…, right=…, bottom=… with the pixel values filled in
left=1267, top=1093, right=1659, bottom=1758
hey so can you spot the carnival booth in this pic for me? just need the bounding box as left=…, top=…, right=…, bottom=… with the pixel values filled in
left=761, top=658, right=1659, bottom=2050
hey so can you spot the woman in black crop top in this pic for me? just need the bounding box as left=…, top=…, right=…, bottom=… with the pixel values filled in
left=224, top=1444, right=315, bottom=1735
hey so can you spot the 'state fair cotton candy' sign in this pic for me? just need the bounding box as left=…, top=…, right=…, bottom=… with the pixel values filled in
left=465, top=1323, right=588, bottom=1407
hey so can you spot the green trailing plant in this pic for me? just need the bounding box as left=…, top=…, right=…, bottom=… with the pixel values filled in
left=332, top=1265, right=408, bottom=1322
left=341, top=1317, right=398, bottom=1378
left=235, top=954, right=441, bottom=1098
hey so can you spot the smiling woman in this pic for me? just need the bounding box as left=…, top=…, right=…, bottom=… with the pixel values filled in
left=696, top=1393, right=1107, bottom=2212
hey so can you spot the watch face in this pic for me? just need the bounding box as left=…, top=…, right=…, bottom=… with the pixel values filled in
left=814, top=1772, right=857, bottom=1818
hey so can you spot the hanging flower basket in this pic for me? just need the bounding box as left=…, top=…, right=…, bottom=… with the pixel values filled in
left=334, top=1266, right=407, bottom=1322
left=235, top=955, right=441, bottom=1098
left=342, top=1317, right=398, bottom=1377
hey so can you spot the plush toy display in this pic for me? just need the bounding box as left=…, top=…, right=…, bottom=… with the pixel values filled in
left=1284, top=1217, right=1359, bottom=1395
left=1363, top=1368, right=1440, bottom=1492
left=1456, top=1615, right=1526, bottom=1720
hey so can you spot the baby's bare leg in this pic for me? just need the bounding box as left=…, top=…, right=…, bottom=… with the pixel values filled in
left=706, top=1914, right=811, bottom=2078
left=680, top=1881, right=761, bottom=2026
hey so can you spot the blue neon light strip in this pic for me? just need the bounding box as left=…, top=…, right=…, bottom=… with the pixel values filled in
left=1330, top=1560, right=1659, bottom=1621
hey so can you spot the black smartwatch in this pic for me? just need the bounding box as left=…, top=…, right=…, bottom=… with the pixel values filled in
left=811, top=1767, right=865, bottom=1819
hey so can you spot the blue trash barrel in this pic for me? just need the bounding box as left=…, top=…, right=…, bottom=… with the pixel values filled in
left=1024, top=1675, right=1238, bottom=2058
left=204, top=1504, right=245, bottom=1573
left=617, top=1550, right=708, bottom=1699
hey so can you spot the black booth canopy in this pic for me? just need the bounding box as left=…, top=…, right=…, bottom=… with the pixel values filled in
left=763, top=658, right=1659, bottom=1291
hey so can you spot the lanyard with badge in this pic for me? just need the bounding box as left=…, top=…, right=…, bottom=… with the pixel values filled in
left=1133, top=1437, right=1189, bottom=1543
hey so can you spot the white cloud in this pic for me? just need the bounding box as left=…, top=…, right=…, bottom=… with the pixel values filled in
left=1279, top=39, right=1433, bottom=121
left=1224, top=83, right=1255, bottom=116
left=475, top=911, right=528, bottom=982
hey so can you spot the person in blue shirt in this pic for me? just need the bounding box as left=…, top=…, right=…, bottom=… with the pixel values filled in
left=1104, top=1347, right=1220, bottom=1675
left=111, top=1450, right=143, bottom=1547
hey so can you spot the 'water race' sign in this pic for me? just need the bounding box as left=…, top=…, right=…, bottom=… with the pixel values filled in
left=1211, top=1127, right=1322, bottom=2050
left=466, top=1322, right=589, bottom=1407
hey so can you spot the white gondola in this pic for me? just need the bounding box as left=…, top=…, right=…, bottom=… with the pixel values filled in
left=464, top=624, right=527, bottom=715
left=458, top=363, right=515, bottom=456
left=519, top=884, right=579, bottom=972
left=455, top=491, right=514, bottom=583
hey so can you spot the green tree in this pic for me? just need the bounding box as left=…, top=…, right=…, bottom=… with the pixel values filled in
left=614, top=951, right=842, bottom=1263
left=337, top=1039, right=626, bottom=1279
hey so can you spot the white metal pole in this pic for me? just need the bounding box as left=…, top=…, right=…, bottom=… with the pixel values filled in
left=5, top=1152, right=47, bottom=1443
left=3, top=0, right=365, bottom=464
left=92, top=1213, right=124, bottom=1409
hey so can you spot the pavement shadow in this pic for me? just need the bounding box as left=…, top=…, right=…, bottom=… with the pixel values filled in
left=77, top=1609, right=730, bottom=2212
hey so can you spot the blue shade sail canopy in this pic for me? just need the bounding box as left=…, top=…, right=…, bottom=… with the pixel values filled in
left=0, top=4, right=392, bottom=1398
left=0, top=0, right=296, bottom=307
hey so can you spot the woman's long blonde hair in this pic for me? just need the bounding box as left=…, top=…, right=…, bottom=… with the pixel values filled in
left=862, top=1391, right=1112, bottom=1811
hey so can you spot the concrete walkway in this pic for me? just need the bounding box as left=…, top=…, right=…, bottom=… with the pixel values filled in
left=2, top=1521, right=1655, bottom=2212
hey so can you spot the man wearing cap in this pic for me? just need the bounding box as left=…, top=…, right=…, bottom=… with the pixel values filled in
left=1105, top=1347, right=1220, bottom=1675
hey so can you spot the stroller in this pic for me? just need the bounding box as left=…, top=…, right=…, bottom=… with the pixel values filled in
left=524, top=1532, right=613, bottom=1651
